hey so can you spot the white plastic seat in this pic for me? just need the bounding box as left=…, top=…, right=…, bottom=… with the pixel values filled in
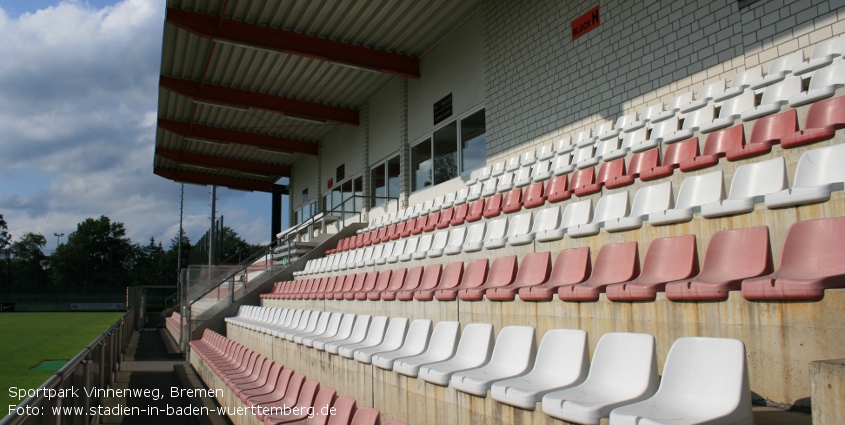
left=284, top=310, right=328, bottom=341
left=542, top=333, right=659, bottom=425
left=749, top=50, right=804, bottom=90
left=505, top=156, right=521, bottom=172
left=741, top=75, right=802, bottom=121
left=322, top=314, right=370, bottom=354
left=467, top=182, right=484, bottom=202
left=700, top=90, right=756, bottom=133
left=652, top=93, right=693, bottom=123
left=537, top=144, right=555, bottom=161
left=418, top=323, right=495, bottom=386
left=466, top=166, right=492, bottom=186
left=281, top=310, right=322, bottom=340
left=535, top=199, right=592, bottom=242
left=443, top=191, right=457, bottom=208
left=531, top=159, right=553, bottom=182
left=513, top=165, right=534, bottom=188
left=394, top=321, right=461, bottom=378
left=599, top=114, right=636, bottom=141
left=554, top=136, right=575, bottom=154
left=500, top=212, right=534, bottom=247
left=430, top=196, right=444, bottom=212
left=604, top=181, right=674, bottom=232
left=662, top=103, right=715, bottom=144
left=331, top=252, right=349, bottom=272
left=453, top=188, right=469, bottom=205
left=419, top=200, right=433, bottom=215
left=306, top=313, right=355, bottom=348
left=521, top=149, right=537, bottom=167
left=644, top=115, right=680, bottom=149
left=679, top=80, right=725, bottom=113
left=490, top=161, right=506, bottom=177
left=356, top=246, right=375, bottom=268
left=496, top=171, right=515, bottom=193
left=397, top=207, right=412, bottom=221
left=714, top=66, right=763, bottom=102
left=509, top=206, right=559, bottom=246
left=400, top=236, right=421, bottom=262
left=411, top=234, right=432, bottom=260
left=428, top=230, right=450, bottom=258
left=372, top=319, right=433, bottom=370
left=568, top=192, right=629, bottom=237
left=376, top=242, right=396, bottom=265
left=354, top=317, right=409, bottom=363
left=552, top=153, right=575, bottom=176
left=491, top=329, right=589, bottom=410
left=609, top=337, right=752, bottom=425
left=337, top=316, right=389, bottom=359
left=480, top=216, right=509, bottom=250
left=792, top=34, right=845, bottom=76
left=443, top=227, right=468, bottom=256
left=348, top=249, right=365, bottom=269
left=574, top=130, right=596, bottom=148
left=649, top=171, right=724, bottom=226
left=295, top=312, right=342, bottom=345
left=701, top=157, right=787, bottom=218
left=583, top=138, right=620, bottom=167
left=573, top=145, right=597, bottom=169
left=450, top=326, right=537, bottom=397
left=619, top=127, right=649, bottom=154
left=765, top=143, right=845, bottom=208
left=366, top=244, right=385, bottom=266
left=461, top=222, right=488, bottom=253
left=624, top=103, right=665, bottom=131
left=387, top=239, right=407, bottom=263
left=789, top=61, right=845, bottom=106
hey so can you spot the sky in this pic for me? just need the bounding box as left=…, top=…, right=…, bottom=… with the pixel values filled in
left=0, top=0, right=286, bottom=253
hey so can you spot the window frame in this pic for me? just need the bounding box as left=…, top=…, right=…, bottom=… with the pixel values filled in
left=370, top=154, right=401, bottom=208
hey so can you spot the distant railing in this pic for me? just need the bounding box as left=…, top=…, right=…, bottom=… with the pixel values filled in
left=0, top=309, right=135, bottom=425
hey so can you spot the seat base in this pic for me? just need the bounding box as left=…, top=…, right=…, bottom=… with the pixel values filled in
left=742, top=275, right=845, bottom=301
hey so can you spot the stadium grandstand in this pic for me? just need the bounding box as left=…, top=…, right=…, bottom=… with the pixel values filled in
left=154, top=0, right=845, bottom=424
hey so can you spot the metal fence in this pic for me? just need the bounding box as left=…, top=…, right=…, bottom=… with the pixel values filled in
left=0, top=309, right=135, bottom=425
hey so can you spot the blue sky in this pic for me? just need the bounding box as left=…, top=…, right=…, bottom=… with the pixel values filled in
left=0, top=0, right=287, bottom=253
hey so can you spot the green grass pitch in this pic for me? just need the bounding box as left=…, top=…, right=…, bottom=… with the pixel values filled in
left=0, top=312, right=124, bottom=413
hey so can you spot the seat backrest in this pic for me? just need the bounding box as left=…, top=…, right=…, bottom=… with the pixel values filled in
left=596, top=159, right=625, bottom=184
left=482, top=193, right=503, bottom=216
left=729, top=66, right=763, bottom=89
left=569, top=168, right=595, bottom=190
left=453, top=323, right=495, bottom=365
left=778, top=217, right=845, bottom=274
left=572, top=145, right=595, bottom=164
left=386, top=268, right=407, bottom=291
left=649, top=115, right=679, bottom=139
left=696, top=80, right=726, bottom=102
left=809, top=61, right=845, bottom=91
left=390, top=239, right=406, bottom=257
left=413, top=235, right=430, bottom=255
left=760, top=75, right=802, bottom=105
left=551, top=153, right=572, bottom=172
left=674, top=170, right=724, bottom=210
left=749, top=109, right=798, bottom=146
left=464, top=222, right=486, bottom=245
left=793, top=142, right=845, bottom=187
left=702, top=124, right=745, bottom=156
left=462, top=259, right=490, bottom=288
left=554, top=136, right=573, bottom=152
left=521, top=149, right=537, bottom=165
left=627, top=149, right=659, bottom=176
left=483, top=216, right=509, bottom=242
left=532, top=329, right=589, bottom=384
left=485, top=326, right=537, bottom=374
left=638, top=234, right=699, bottom=285
left=591, top=192, right=629, bottom=224
left=594, top=138, right=619, bottom=158
left=482, top=177, right=498, bottom=194
left=661, top=136, right=699, bottom=167
left=418, top=264, right=443, bottom=290
left=573, top=129, right=594, bottom=146
left=437, top=208, right=454, bottom=226
left=537, top=144, right=554, bottom=159
left=728, top=157, right=787, bottom=200
left=595, top=121, right=614, bottom=137
left=444, top=191, right=457, bottom=204
left=498, top=171, right=515, bottom=187
left=531, top=205, right=561, bottom=233
left=399, top=319, right=433, bottom=355
left=698, top=226, right=772, bottom=282
left=439, top=262, right=464, bottom=290
left=639, top=102, right=665, bottom=122
left=546, top=175, right=568, bottom=198
left=355, top=316, right=383, bottom=344
left=561, top=199, right=593, bottom=228
left=469, top=181, right=484, bottom=197
left=808, top=34, right=845, bottom=60
left=588, top=241, right=640, bottom=285
left=515, top=165, right=532, bottom=182
left=503, top=188, right=523, bottom=211
left=371, top=243, right=385, bottom=261
left=719, top=90, right=756, bottom=118
left=326, top=397, right=357, bottom=425
left=550, top=247, right=591, bottom=285
left=372, top=270, right=392, bottom=292
left=491, top=161, right=506, bottom=176
left=506, top=156, right=521, bottom=171
left=334, top=314, right=358, bottom=339
left=765, top=50, right=804, bottom=76
left=523, top=182, right=545, bottom=206
left=484, top=256, right=518, bottom=288
left=401, top=267, right=424, bottom=292
left=804, top=96, right=845, bottom=132
left=303, top=388, right=338, bottom=425
left=531, top=160, right=551, bottom=179
left=431, top=230, right=449, bottom=250
left=505, top=212, right=533, bottom=238
left=620, top=126, right=646, bottom=150
left=446, top=227, right=467, bottom=248
left=515, top=251, right=552, bottom=287
left=380, top=318, right=410, bottom=348
left=585, top=333, right=657, bottom=395
left=667, top=92, right=693, bottom=112
left=682, top=103, right=715, bottom=130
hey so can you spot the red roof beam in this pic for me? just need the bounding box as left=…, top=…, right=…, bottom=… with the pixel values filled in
left=158, top=119, right=318, bottom=156
left=160, top=76, right=359, bottom=126
left=156, top=147, right=291, bottom=177
left=154, top=167, right=275, bottom=193
left=166, top=8, right=420, bottom=79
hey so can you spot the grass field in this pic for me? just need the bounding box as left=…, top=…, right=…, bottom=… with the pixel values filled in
left=0, top=312, right=124, bottom=412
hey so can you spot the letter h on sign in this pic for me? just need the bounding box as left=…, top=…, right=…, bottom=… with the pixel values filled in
left=572, top=6, right=600, bottom=40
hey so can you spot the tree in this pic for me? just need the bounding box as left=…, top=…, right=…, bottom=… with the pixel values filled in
left=9, top=232, right=48, bottom=286
left=0, top=214, right=9, bottom=285
left=50, top=216, right=137, bottom=286
left=0, top=214, right=10, bottom=251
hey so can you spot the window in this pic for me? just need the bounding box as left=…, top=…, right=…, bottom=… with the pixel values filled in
left=301, top=188, right=308, bottom=203
left=411, top=108, right=485, bottom=192
left=370, top=155, right=401, bottom=207
left=323, top=174, right=364, bottom=221
left=295, top=201, right=316, bottom=225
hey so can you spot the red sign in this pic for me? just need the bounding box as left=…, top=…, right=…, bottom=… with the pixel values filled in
left=327, top=178, right=333, bottom=189
left=572, top=7, right=600, bottom=40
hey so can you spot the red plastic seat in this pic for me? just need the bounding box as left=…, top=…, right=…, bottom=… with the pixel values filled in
left=566, top=168, right=596, bottom=197
left=380, top=224, right=396, bottom=243
left=416, top=261, right=463, bottom=301
left=332, top=273, right=358, bottom=300
left=436, top=207, right=454, bottom=229
left=606, top=235, right=699, bottom=301
left=410, top=215, right=426, bottom=235
left=240, top=367, right=293, bottom=404
left=558, top=241, right=640, bottom=301
left=375, top=226, right=389, bottom=243
left=350, top=407, right=381, bottom=425
left=546, top=175, right=570, bottom=203
left=316, top=276, right=338, bottom=300
left=482, top=193, right=504, bottom=218
left=465, top=198, right=486, bottom=222
left=423, top=211, right=441, bottom=232
left=639, top=138, right=699, bottom=181
left=252, top=374, right=308, bottom=421
left=244, top=370, right=301, bottom=408
left=400, top=217, right=419, bottom=238
left=450, top=203, right=469, bottom=226
left=356, top=272, right=381, bottom=300
left=434, top=259, right=489, bottom=301
left=382, top=266, right=423, bottom=301
left=363, top=231, right=376, bottom=246
left=457, top=256, right=518, bottom=301
left=523, top=181, right=547, bottom=208
left=781, top=96, right=845, bottom=148
left=341, top=238, right=352, bottom=251
left=368, top=269, right=406, bottom=300
left=486, top=252, right=552, bottom=301
left=343, top=273, right=369, bottom=300
left=398, top=264, right=442, bottom=301
left=518, top=247, right=591, bottom=301
left=605, top=149, right=659, bottom=189
left=679, top=125, right=744, bottom=172
left=364, top=270, right=393, bottom=300
left=391, top=221, right=407, bottom=240
left=267, top=387, right=337, bottom=425
left=575, top=159, right=625, bottom=196
left=726, top=110, right=798, bottom=161
left=743, top=217, right=845, bottom=301
left=355, top=234, right=365, bottom=248
left=262, top=379, right=320, bottom=423
left=665, top=226, right=773, bottom=301
left=382, top=421, right=409, bottom=425
left=502, top=188, right=524, bottom=214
